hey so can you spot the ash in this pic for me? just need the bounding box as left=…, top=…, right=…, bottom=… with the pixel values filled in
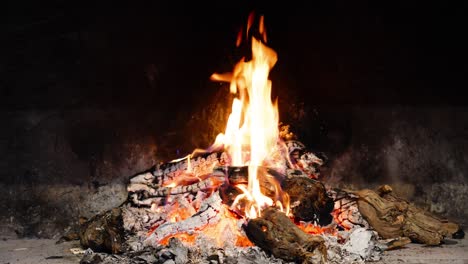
left=81, top=228, right=383, bottom=264
left=80, top=237, right=292, bottom=264
left=324, top=227, right=383, bottom=264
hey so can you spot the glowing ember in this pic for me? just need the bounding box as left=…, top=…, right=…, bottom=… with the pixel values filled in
left=210, top=13, right=288, bottom=219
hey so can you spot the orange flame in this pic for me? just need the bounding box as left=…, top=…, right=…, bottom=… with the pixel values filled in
left=210, top=14, right=288, bottom=219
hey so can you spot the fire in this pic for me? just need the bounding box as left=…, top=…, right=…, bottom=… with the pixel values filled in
left=297, top=221, right=338, bottom=236
left=201, top=206, right=254, bottom=247
left=145, top=13, right=336, bottom=250
left=210, top=13, right=288, bottom=219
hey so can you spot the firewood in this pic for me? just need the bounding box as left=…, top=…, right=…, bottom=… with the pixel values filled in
left=79, top=208, right=125, bottom=254
left=144, top=192, right=223, bottom=247
left=282, top=176, right=334, bottom=225
left=128, top=176, right=224, bottom=198
left=355, top=185, right=463, bottom=245
left=152, top=152, right=228, bottom=185
left=129, top=194, right=163, bottom=207
left=122, top=205, right=165, bottom=234
left=129, top=171, right=155, bottom=185
left=245, top=207, right=327, bottom=264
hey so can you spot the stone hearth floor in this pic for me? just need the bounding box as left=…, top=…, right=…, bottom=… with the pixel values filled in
left=0, top=236, right=467, bottom=263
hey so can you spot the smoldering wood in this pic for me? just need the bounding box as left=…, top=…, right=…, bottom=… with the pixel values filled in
left=219, top=166, right=277, bottom=207
left=282, top=176, right=334, bottom=225
left=129, top=194, right=163, bottom=207
left=151, top=152, right=228, bottom=185
left=285, top=140, right=325, bottom=178
left=245, top=207, right=327, bottom=264
left=329, top=189, right=371, bottom=230
left=128, top=176, right=225, bottom=199
left=121, top=204, right=165, bottom=234
left=79, top=208, right=126, bottom=254
left=144, top=192, right=223, bottom=247
left=129, top=172, right=155, bottom=185
left=355, top=185, right=463, bottom=245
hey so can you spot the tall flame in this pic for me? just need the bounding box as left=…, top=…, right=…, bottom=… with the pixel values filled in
left=210, top=14, right=287, bottom=219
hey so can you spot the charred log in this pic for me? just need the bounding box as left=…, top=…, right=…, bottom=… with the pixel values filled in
left=220, top=166, right=282, bottom=207
left=144, top=192, right=223, bottom=247
left=79, top=208, right=125, bottom=254
left=245, top=207, right=327, bottom=264
left=282, top=176, right=334, bottom=225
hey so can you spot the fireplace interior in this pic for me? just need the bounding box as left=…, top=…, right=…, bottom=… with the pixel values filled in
left=1, top=1, right=467, bottom=263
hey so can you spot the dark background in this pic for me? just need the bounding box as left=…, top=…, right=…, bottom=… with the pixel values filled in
left=1, top=1, right=468, bottom=237
left=2, top=1, right=466, bottom=109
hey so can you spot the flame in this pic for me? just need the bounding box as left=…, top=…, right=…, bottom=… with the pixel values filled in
left=210, top=14, right=288, bottom=219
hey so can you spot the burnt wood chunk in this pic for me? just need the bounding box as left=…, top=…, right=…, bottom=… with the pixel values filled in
left=245, top=208, right=327, bottom=264
left=282, top=177, right=334, bottom=225
left=79, top=208, right=125, bottom=254
left=356, top=185, right=463, bottom=245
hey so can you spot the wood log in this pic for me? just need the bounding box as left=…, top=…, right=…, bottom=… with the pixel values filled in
left=129, top=194, right=163, bottom=207
left=144, top=192, right=222, bottom=247
left=129, top=171, right=155, bottom=185
left=79, top=208, right=125, bottom=254
left=355, top=185, right=463, bottom=245
left=245, top=207, right=327, bottom=264
left=152, top=152, right=228, bottom=185
left=128, top=176, right=225, bottom=198
left=282, top=176, right=334, bottom=225
left=122, top=204, right=165, bottom=234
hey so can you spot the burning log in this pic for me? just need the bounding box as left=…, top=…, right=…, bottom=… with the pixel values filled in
left=219, top=166, right=283, bottom=207
left=245, top=207, right=327, bottom=264
left=127, top=154, right=227, bottom=208
left=128, top=176, right=224, bottom=198
left=355, top=185, right=464, bottom=245
left=152, top=152, right=228, bottom=184
left=282, top=176, right=334, bottom=225
left=144, top=192, right=223, bottom=247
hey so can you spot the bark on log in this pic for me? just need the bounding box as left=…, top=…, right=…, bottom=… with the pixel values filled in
left=282, top=177, right=334, bottom=225
left=245, top=207, right=327, bottom=264
left=79, top=208, right=125, bottom=254
left=355, top=185, right=463, bottom=245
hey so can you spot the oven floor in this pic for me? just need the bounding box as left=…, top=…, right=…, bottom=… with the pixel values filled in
left=0, top=236, right=467, bottom=263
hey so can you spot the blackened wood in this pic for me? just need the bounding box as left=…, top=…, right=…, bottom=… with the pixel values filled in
left=245, top=208, right=327, bottom=264
left=79, top=208, right=125, bottom=254
left=282, top=177, right=334, bottom=225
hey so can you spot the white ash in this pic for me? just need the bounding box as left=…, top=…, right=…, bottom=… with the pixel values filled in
left=323, top=227, right=382, bottom=264
left=160, top=237, right=294, bottom=264
left=82, top=237, right=295, bottom=264
left=122, top=204, right=165, bottom=234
